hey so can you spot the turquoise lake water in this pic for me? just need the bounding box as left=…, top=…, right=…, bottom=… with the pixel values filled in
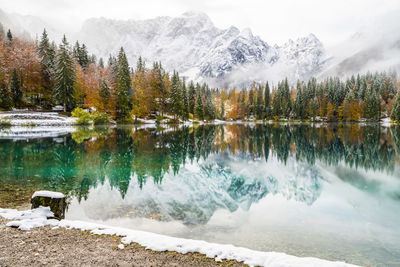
left=1, top=124, right=400, bottom=266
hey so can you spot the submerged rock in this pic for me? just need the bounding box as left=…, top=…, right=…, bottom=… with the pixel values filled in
left=31, top=191, right=66, bottom=220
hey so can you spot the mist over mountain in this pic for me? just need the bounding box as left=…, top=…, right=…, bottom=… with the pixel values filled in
left=1, top=8, right=399, bottom=87
left=0, top=8, right=60, bottom=40
left=320, top=9, right=400, bottom=79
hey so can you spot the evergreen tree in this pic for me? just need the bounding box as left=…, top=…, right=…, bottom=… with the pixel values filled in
left=309, top=99, right=319, bottom=120
left=99, top=80, right=111, bottom=111
left=79, top=44, right=89, bottom=67
left=182, top=79, right=189, bottom=120
left=248, top=88, right=255, bottom=115
left=255, top=85, right=264, bottom=119
left=364, top=84, right=380, bottom=120
left=204, top=89, right=216, bottom=120
left=188, top=81, right=196, bottom=115
left=136, top=56, right=145, bottom=73
left=73, top=41, right=80, bottom=59
left=282, top=78, right=291, bottom=117
left=54, top=35, right=76, bottom=112
left=10, top=69, right=23, bottom=108
left=6, top=29, right=12, bottom=42
left=0, top=80, right=12, bottom=110
left=391, top=90, right=400, bottom=121
left=306, top=77, right=317, bottom=100
left=38, top=29, right=56, bottom=107
left=73, top=41, right=89, bottom=68
left=293, top=81, right=306, bottom=119
left=150, top=62, right=168, bottom=115
left=359, top=79, right=367, bottom=100
left=195, top=92, right=204, bottom=120
left=380, top=76, right=396, bottom=104
left=272, top=85, right=281, bottom=118
left=264, top=82, right=271, bottom=118
left=170, top=71, right=183, bottom=119
left=316, top=84, right=325, bottom=116
left=115, top=47, right=132, bottom=122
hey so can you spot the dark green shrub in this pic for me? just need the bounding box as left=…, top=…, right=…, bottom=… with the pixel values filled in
left=93, top=113, right=110, bottom=125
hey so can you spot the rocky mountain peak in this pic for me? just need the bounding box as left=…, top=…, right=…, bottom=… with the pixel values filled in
left=0, top=8, right=328, bottom=86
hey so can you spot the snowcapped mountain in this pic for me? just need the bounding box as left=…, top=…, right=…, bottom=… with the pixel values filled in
left=76, top=11, right=326, bottom=87
left=2, top=8, right=398, bottom=86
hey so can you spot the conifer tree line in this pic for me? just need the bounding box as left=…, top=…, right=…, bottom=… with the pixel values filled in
left=0, top=25, right=400, bottom=122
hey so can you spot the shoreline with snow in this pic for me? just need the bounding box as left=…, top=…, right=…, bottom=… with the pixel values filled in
left=0, top=111, right=77, bottom=126
left=0, top=215, right=242, bottom=267
left=0, top=111, right=396, bottom=127
left=0, top=111, right=396, bottom=140
left=0, top=207, right=358, bottom=267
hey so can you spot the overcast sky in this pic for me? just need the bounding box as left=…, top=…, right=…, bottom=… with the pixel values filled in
left=0, top=0, right=399, bottom=46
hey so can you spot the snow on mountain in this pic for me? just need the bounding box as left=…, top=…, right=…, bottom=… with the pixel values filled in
left=76, top=12, right=326, bottom=87
left=279, top=34, right=325, bottom=79
left=0, top=9, right=60, bottom=40
left=2, top=7, right=398, bottom=86
left=0, top=9, right=329, bottom=85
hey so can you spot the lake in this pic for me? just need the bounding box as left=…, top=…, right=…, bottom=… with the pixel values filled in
left=1, top=123, right=400, bottom=266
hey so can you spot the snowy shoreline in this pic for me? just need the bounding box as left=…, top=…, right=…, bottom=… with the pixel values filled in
left=0, top=111, right=394, bottom=127
left=0, top=111, right=77, bottom=126
left=0, top=111, right=395, bottom=140
left=0, top=207, right=358, bottom=267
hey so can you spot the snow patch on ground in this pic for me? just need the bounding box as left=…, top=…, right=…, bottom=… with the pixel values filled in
left=0, top=112, right=78, bottom=139
left=0, top=207, right=358, bottom=267
left=135, top=118, right=156, bottom=125
left=32, top=191, right=65, bottom=199
left=0, top=112, right=77, bottom=126
left=0, top=207, right=57, bottom=231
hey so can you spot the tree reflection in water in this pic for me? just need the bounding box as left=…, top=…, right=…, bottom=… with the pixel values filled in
left=0, top=124, right=399, bottom=204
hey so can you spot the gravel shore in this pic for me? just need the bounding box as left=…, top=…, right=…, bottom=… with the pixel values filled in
left=0, top=217, right=245, bottom=267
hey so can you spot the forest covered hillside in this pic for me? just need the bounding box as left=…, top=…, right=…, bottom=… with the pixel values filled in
left=2, top=8, right=399, bottom=87
left=0, top=22, right=400, bottom=124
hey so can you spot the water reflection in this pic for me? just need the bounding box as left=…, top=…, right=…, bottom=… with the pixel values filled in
left=1, top=124, right=399, bottom=199
left=1, top=124, right=400, bottom=266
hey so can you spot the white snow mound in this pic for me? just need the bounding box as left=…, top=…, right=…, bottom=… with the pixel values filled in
left=0, top=207, right=359, bottom=267
left=32, top=191, right=65, bottom=199
left=0, top=207, right=58, bottom=231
